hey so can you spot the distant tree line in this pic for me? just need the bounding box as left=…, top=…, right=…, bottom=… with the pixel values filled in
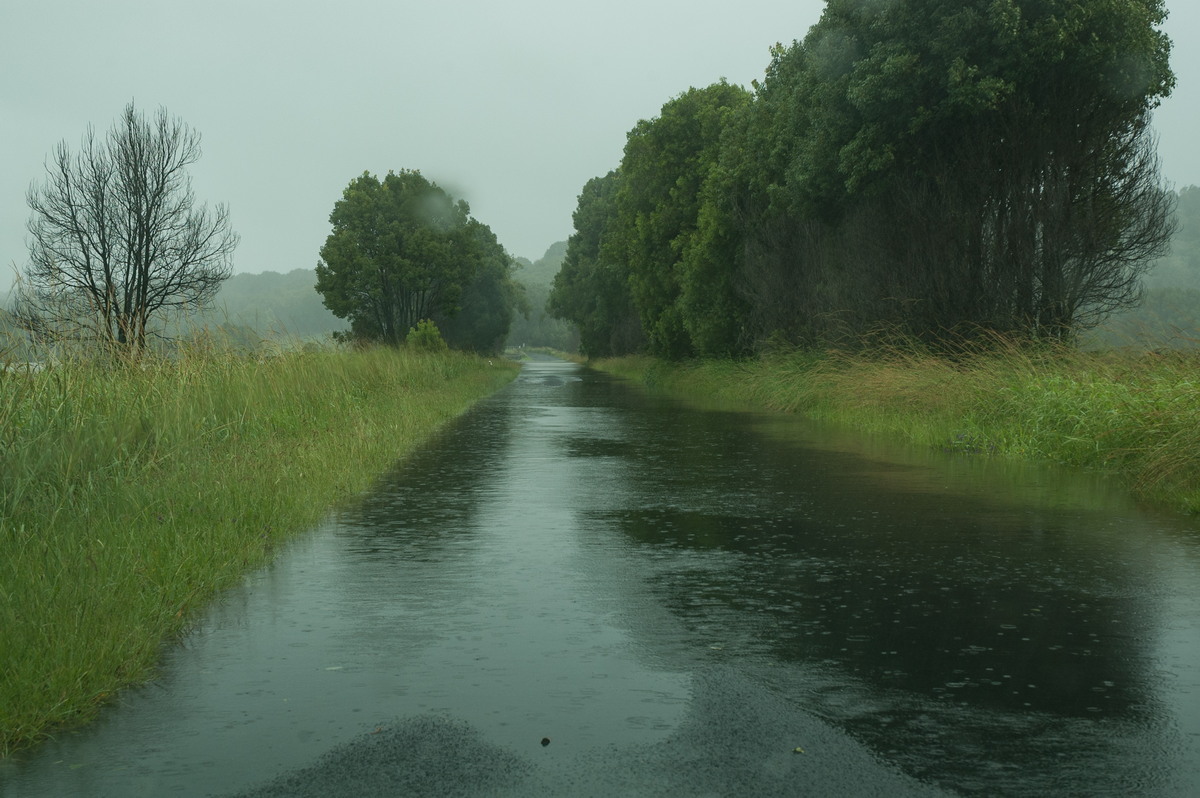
left=506, top=242, right=579, bottom=351
left=549, top=0, right=1178, bottom=358
left=1089, top=185, right=1200, bottom=348
left=1145, top=185, right=1200, bottom=288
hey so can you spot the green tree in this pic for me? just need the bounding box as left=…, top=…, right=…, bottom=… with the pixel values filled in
left=316, top=170, right=503, bottom=346
left=730, top=0, right=1176, bottom=344
left=848, top=0, right=1171, bottom=337
left=548, top=171, right=644, bottom=357
left=609, top=82, right=752, bottom=358
left=678, top=138, right=755, bottom=357
left=406, top=318, right=449, bottom=351
left=434, top=219, right=524, bottom=354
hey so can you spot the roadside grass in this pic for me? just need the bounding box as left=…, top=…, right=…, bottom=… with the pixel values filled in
left=593, top=338, right=1200, bottom=513
left=0, top=343, right=518, bottom=754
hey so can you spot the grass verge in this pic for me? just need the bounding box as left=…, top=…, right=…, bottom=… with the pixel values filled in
left=0, top=345, right=518, bottom=754
left=593, top=339, right=1199, bottom=514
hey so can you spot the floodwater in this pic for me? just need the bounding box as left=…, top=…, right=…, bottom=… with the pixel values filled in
left=3, top=355, right=1200, bottom=796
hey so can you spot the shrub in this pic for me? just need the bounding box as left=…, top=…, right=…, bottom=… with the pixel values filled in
left=407, top=319, right=448, bottom=352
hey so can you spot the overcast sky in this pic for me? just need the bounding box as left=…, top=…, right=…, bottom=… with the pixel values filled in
left=3, top=1, right=1198, bottom=290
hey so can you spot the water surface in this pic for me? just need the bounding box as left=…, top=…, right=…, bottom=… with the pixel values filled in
left=4, top=356, right=1199, bottom=796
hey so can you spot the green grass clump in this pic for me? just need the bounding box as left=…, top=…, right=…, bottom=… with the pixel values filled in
left=0, top=344, right=518, bottom=753
left=594, top=339, right=1200, bottom=513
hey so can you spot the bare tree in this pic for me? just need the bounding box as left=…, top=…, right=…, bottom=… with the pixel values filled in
left=15, top=103, right=237, bottom=351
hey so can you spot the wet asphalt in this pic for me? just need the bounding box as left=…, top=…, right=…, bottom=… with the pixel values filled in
left=228, top=667, right=947, bottom=797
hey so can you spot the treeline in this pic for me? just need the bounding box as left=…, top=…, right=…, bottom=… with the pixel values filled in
left=205, top=269, right=348, bottom=339
left=3, top=259, right=575, bottom=362
left=1090, top=185, right=1200, bottom=348
left=549, top=1, right=1177, bottom=358
left=2, top=271, right=343, bottom=361
left=505, top=242, right=578, bottom=351
left=1146, top=185, right=1200, bottom=288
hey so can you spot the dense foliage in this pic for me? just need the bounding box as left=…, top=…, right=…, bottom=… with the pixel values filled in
left=316, top=170, right=521, bottom=354
left=549, top=0, right=1177, bottom=357
left=548, top=171, right=643, bottom=357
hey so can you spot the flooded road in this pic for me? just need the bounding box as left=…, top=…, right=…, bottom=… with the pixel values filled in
left=4, top=355, right=1200, bottom=796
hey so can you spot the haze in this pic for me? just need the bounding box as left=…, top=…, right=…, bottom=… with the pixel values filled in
left=3, top=0, right=1199, bottom=291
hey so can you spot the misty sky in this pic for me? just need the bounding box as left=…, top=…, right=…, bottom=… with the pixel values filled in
left=3, top=1, right=1199, bottom=290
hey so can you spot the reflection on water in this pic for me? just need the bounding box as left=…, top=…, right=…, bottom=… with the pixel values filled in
left=3, top=356, right=1199, bottom=796
left=552, top=362, right=1200, bottom=794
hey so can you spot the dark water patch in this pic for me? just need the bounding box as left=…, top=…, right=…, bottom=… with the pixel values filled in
left=562, top=436, right=636, bottom=459
left=601, top=505, right=1159, bottom=718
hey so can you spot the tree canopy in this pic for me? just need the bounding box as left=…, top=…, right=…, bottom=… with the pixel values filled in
left=548, top=171, right=643, bottom=358
left=549, top=0, right=1176, bottom=357
left=611, top=82, right=752, bottom=358
left=315, top=170, right=519, bottom=353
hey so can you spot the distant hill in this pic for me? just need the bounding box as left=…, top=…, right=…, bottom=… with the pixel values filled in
left=1089, top=285, right=1200, bottom=349
left=1090, top=186, right=1200, bottom=348
left=200, top=268, right=348, bottom=339
left=515, top=241, right=567, bottom=288
left=1145, top=186, right=1200, bottom=290
left=507, top=242, right=577, bottom=350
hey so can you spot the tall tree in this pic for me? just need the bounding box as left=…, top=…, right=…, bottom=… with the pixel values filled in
left=610, top=82, right=751, bottom=358
left=317, top=170, right=471, bottom=345
left=735, top=0, right=1176, bottom=343
left=548, top=171, right=644, bottom=357
left=434, top=219, right=524, bottom=354
left=16, top=103, right=237, bottom=350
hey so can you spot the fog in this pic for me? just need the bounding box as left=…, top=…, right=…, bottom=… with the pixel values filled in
left=2, top=1, right=1199, bottom=291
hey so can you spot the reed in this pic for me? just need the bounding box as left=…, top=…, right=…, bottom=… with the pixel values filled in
left=595, top=338, right=1199, bottom=513
left=0, top=343, right=518, bottom=753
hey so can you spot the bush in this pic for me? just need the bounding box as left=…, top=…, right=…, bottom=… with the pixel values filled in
left=406, top=319, right=448, bottom=352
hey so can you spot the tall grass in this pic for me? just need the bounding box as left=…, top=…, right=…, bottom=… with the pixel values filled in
left=594, top=338, right=1200, bottom=513
left=0, top=344, right=518, bottom=753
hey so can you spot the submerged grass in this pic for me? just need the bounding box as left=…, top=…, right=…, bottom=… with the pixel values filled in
left=594, top=338, right=1200, bottom=513
left=0, top=344, right=518, bottom=754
